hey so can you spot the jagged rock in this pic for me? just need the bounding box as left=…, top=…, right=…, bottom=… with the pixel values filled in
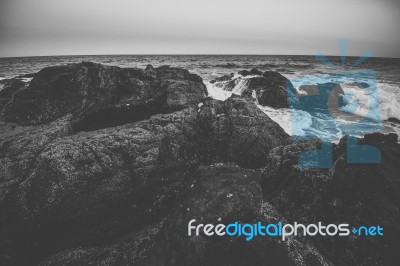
left=261, top=140, right=331, bottom=222
left=163, top=164, right=328, bottom=265
left=0, top=116, right=74, bottom=265
left=243, top=71, right=299, bottom=108
left=1, top=110, right=194, bottom=264
left=214, top=78, right=238, bottom=91
left=38, top=164, right=301, bottom=266
left=387, top=117, right=400, bottom=124
left=1, top=62, right=207, bottom=128
left=210, top=73, right=234, bottom=84
left=213, top=70, right=300, bottom=109
left=238, top=69, right=263, bottom=76
left=191, top=95, right=290, bottom=168
left=164, top=163, right=270, bottom=266
left=0, top=83, right=289, bottom=264
left=0, top=78, right=26, bottom=110
left=7, top=61, right=386, bottom=265
left=0, top=116, right=73, bottom=200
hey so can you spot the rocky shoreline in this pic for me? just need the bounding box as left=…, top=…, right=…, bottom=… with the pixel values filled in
left=0, top=62, right=399, bottom=265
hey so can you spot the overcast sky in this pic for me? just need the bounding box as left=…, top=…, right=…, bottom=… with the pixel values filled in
left=0, top=0, right=399, bottom=58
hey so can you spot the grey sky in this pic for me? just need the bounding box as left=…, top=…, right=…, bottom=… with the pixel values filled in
left=0, top=0, right=399, bottom=57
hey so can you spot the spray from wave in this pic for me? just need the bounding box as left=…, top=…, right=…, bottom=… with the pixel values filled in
left=205, top=72, right=400, bottom=142
left=205, top=74, right=259, bottom=101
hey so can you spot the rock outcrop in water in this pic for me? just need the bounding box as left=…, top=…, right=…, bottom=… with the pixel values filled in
left=246, top=71, right=299, bottom=108
left=211, top=69, right=300, bottom=108
left=0, top=62, right=399, bottom=265
left=210, top=73, right=234, bottom=83
left=238, top=69, right=263, bottom=76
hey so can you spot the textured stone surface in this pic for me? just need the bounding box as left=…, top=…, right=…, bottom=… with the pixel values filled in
left=211, top=69, right=300, bottom=108
left=261, top=133, right=400, bottom=265
left=0, top=63, right=290, bottom=265
left=245, top=71, right=299, bottom=108
left=0, top=78, right=26, bottom=111
left=1, top=62, right=207, bottom=127
left=238, top=69, right=263, bottom=76
left=1, top=62, right=398, bottom=265
left=39, top=164, right=327, bottom=266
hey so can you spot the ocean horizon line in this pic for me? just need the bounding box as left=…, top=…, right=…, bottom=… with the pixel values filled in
left=1, top=53, right=399, bottom=60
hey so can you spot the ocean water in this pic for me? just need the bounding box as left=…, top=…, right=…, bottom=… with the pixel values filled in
left=1, top=55, right=400, bottom=140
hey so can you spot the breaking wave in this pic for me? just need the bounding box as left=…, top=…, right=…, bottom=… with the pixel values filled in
left=206, top=72, right=400, bottom=141
left=290, top=73, right=400, bottom=121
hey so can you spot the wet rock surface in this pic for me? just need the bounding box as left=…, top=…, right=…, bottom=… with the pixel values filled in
left=210, top=69, right=300, bottom=108
left=210, top=73, right=234, bottom=83
left=0, top=62, right=399, bottom=265
left=238, top=69, right=263, bottom=77
left=246, top=71, right=298, bottom=108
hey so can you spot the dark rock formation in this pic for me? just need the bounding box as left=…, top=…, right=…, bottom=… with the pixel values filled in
left=2, top=61, right=398, bottom=265
left=211, top=70, right=300, bottom=108
left=214, top=78, right=239, bottom=92
left=238, top=68, right=263, bottom=76
left=39, top=220, right=169, bottom=266
left=210, top=73, right=234, bottom=83
left=387, top=117, right=400, bottom=124
left=261, top=133, right=400, bottom=265
left=245, top=71, right=299, bottom=108
left=39, top=164, right=329, bottom=266
left=193, top=95, right=290, bottom=168
left=1, top=62, right=207, bottom=129
left=162, top=164, right=287, bottom=266
left=0, top=78, right=26, bottom=110
left=0, top=62, right=290, bottom=265
left=322, top=133, right=400, bottom=265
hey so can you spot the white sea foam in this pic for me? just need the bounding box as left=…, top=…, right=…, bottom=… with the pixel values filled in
left=257, top=105, right=344, bottom=142
left=206, top=74, right=260, bottom=100
left=376, top=83, right=400, bottom=120
left=256, top=105, right=312, bottom=136
left=206, top=72, right=400, bottom=142
left=211, top=71, right=219, bottom=77
left=206, top=80, right=314, bottom=137
left=205, top=81, right=233, bottom=101
left=0, top=78, right=5, bottom=91
left=231, top=78, right=251, bottom=95
left=214, top=75, right=259, bottom=93
left=20, top=77, right=33, bottom=83
left=337, top=82, right=400, bottom=122
left=291, top=73, right=400, bottom=121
